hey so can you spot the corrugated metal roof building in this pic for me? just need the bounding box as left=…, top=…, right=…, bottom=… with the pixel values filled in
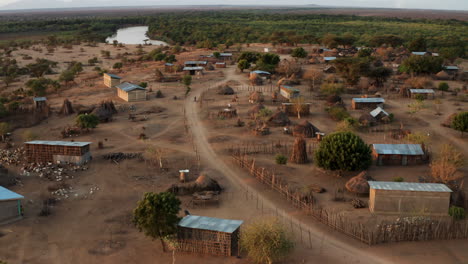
left=177, top=215, right=243, bottom=256
left=116, top=82, right=147, bottom=102
left=409, top=89, right=435, bottom=99
left=0, top=186, right=24, bottom=223
left=352, top=98, right=385, bottom=109
left=372, top=144, right=427, bottom=166
left=369, top=181, right=452, bottom=216
left=103, top=73, right=122, bottom=88
left=25, top=140, right=92, bottom=165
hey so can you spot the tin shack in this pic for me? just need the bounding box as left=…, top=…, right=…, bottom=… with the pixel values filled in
left=372, top=144, right=426, bottom=166
left=25, top=140, right=91, bottom=165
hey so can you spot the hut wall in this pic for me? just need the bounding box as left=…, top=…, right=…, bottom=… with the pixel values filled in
left=410, top=92, right=434, bottom=100
left=127, top=90, right=147, bottom=102
left=352, top=101, right=384, bottom=110
left=374, top=152, right=426, bottom=166
left=0, top=200, right=21, bottom=222
left=104, top=75, right=120, bottom=88
left=25, top=144, right=90, bottom=164
left=177, top=227, right=235, bottom=256
left=369, top=189, right=450, bottom=216
left=117, top=89, right=129, bottom=102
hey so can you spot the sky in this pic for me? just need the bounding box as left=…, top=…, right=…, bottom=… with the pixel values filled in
left=0, top=0, right=467, bottom=11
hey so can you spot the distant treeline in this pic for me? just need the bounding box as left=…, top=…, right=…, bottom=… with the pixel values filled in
left=0, top=10, right=466, bottom=58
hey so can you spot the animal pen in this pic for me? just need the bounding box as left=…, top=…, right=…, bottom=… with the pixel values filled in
left=177, top=215, right=243, bottom=256
left=25, top=140, right=91, bottom=165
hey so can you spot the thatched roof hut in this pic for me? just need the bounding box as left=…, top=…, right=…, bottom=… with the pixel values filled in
left=326, top=95, right=343, bottom=106
left=59, top=99, right=74, bottom=115
left=167, top=175, right=222, bottom=195
left=436, top=71, right=450, bottom=80
left=268, top=111, right=290, bottom=126
left=345, top=172, right=370, bottom=194
left=217, top=85, right=235, bottom=95
left=359, top=113, right=377, bottom=127
left=249, top=91, right=264, bottom=103
left=91, top=100, right=117, bottom=122
left=292, top=120, right=319, bottom=138
left=442, top=113, right=457, bottom=127
left=195, top=175, right=222, bottom=192
left=248, top=104, right=265, bottom=118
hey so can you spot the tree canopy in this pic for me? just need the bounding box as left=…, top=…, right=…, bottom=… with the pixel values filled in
left=76, top=114, right=99, bottom=130
left=399, top=55, right=443, bottom=75
left=452, top=112, right=468, bottom=136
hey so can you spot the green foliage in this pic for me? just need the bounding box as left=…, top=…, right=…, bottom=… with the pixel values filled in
left=357, top=48, right=373, bottom=58
left=240, top=218, right=294, bottom=264
left=452, top=112, right=468, bottom=135
left=275, top=154, right=288, bottom=165
left=291, top=47, right=308, bottom=59
left=369, top=34, right=404, bottom=47
left=320, top=83, right=345, bottom=96
left=366, top=67, right=392, bottom=87
left=314, top=131, right=372, bottom=172
left=237, top=59, right=251, bottom=72
left=399, top=55, right=443, bottom=75
left=258, top=108, right=273, bottom=120
left=393, top=177, right=404, bottom=182
left=449, top=206, right=466, bottom=220
left=59, top=70, right=75, bottom=84
left=139, top=82, right=148, bottom=88
left=408, top=36, right=427, bottom=52
left=113, top=62, right=123, bottom=69
left=75, top=114, right=99, bottom=130
left=333, top=57, right=370, bottom=85
left=238, top=52, right=260, bottom=63
left=438, top=82, right=449, bottom=91
left=0, top=122, right=9, bottom=137
left=88, top=57, right=98, bottom=65
left=336, top=117, right=358, bottom=132
left=133, top=192, right=181, bottom=240
left=326, top=106, right=350, bottom=121
left=213, top=51, right=221, bottom=58
left=414, top=94, right=426, bottom=101
left=255, top=53, right=280, bottom=73
left=25, top=77, right=59, bottom=96
left=68, top=61, right=83, bottom=75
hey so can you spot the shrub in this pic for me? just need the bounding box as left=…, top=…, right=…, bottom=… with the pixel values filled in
left=438, top=82, right=449, bottom=91
left=452, top=112, right=468, bottom=136
left=156, top=90, right=163, bottom=98
left=139, top=82, right=148, bottom=88
left=326, top=106, right=350, bottom=121
left=414, top=94, right=425, bottom=101
left=393, top=177, right=404, bottom=182
left=275, top=154, right=287, bottom=165
left=449, top=206, right=466, bottom=220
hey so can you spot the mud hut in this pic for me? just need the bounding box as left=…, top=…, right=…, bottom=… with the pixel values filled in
left=167, top=175, right=222, bottom=195
left=292, top=120, right=319, bottom=138
left=248, top=104, right=265, bottom=119
left=326, top=95, right=343, bottom=106
left=217, top=85, right=235, bottom=95
left=59, top=99, right=74, bottom=115
left=436, top=71, right=450, bottom=80
left=249, top=91, right=264, bottom=103
left=442, top=113, right=457, bottom=127
left=345, top=171, right=370, bottom=194
left=91, top=100, right=117, bottom=123
left=289, top=137, right=307, bottom=164
left=268, top=111, right=290, bottom=127
left=217, top=108, right=237, bottom=119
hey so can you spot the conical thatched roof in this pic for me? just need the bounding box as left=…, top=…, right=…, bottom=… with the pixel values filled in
left=436, top=71, right=450, bottom=80
left=91, top=100, right=117, bottom=122
left=268, top=111, right=290, bottom=126
left=345, top=172, right=370, bottom=194
left=59, top=99, right=74, bottom=115
left=195, top=175, right=222, bottom=192
left=217, top=85, right=235, bottom=95
left=249, top=91, right=264, bottom=103
left=442, top=113, right=457, bottom=127
left=293, top=120, right=319, bottom=138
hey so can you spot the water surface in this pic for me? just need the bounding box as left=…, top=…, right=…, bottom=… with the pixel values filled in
left=106, top=26, right=167, bottom=45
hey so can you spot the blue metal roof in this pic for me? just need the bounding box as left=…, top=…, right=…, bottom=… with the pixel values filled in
left=251, top=70, right=271, bottom=75
left=444, top=66, right=459, bottom=70
left=281, top=85, right=300, bottom=92
left=370, top=107, right=389, bottom=118
left=33, top=97, right=47, bottom=102
left=324, top=57, right=337, bottom=61
left=412, top=52, right=427, bottom=56
left=372, top=144, right=424, bottom=155
left=409, top=89, right=435, bottom=94
left=0, top=186, right=24, bottom=201
left=104, top=73, right=122, bottom=79
left=183, top=67, right=204, bottom=71
left=116, top=82, right=146, bottom=92
left=184, top=61, right=207, bottom=65
left=219, top=53, right=232, bottom=57
left=179, top=215, right=243, bottom=233
left=25, top=140, right=91, bottom=147
left=165, top=63, right=174, bottom=66
left=369, top=181, right=452, bottom=193
left=353, top=98, right=385, bottom=103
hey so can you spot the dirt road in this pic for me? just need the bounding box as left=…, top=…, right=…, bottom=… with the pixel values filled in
left=183, top=67, right=392, bottom=264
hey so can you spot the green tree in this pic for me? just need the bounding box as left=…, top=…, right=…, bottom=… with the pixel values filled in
left=25, top=77, right=59, bottom=96
left=133, top=192, right=181, bottom=252
left=320, top=83, right=345, bottom=96
left=213, top=51, right=221, bottom=59
left=366, top=67, right=392, bottom=88
left=452, top=112, right=468, bottom=136
left=408, top=36, right=427, bottom=52
left=26, top=58, right=57, bottom=77
left=314, top=132, right=372, bottom=172
left=399, top=56, right=443, bottom=75
left=256, top=53, right=280, bottom=73
left=237, top=59, right=251, bottom=73
left=438, top=82, right=449, bottom=91
left=59, top=70, right=75, bottom=87
left=291, top=47, right=307, bottom=59
left=69, top=61, right=83, bottom=75
left=182, top=75, right=192, bottom=96
left=357, top=48, right=373, bottom=58
left=333, top=57, right=370, bottom=86
left=113, top=62, right=123, bottom=70
left=75, top=114, right=99, bottom=131
left=240, top=218, right=294, bottom=264
left=238, top=51, right=260, bottom=63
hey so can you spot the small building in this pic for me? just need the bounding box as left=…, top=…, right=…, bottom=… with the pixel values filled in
left=368, top=181, right=452, bottom=216
left=323, top=65, right=336, bottom=73
left=411, top=51, right=430, bottom=56
left=184, top=61, right=208, bottom=67
left=33, top=97, right=47, bottom=110
left=250, top=70, right=271, bottom=79
left=370, top=106, right=389, bottom=121
left=218, top=53, right=232, bottom=61
left=0, top=186, right=24, bottom=223
left=215, top=62, right=226, bottom=68
left=25, top=140, right=91, bottom=165
left=324, top=57, right=337, bottom=63
left=177, top=215, right=243, bottom=257
left=408, top=89, right=435, bottom=99
left=103, top=73, right=122, bottom=88
left=351, top=98, right=385, bottom=110
left=444, top=66, right=459, bottom=75
left=183, top=66, right=204, bottom=76
left=372, top=144, right=426, bottom=166
left=280, top=85, right=300, bottom=100
left=116, top=82, right=147, bottom=102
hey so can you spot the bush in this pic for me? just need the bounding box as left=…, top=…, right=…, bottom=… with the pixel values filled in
left=139, top=82, right=148, bottom=88
left=326, top=106, right=350, bottom=121
left=156, top=90, right=163, bottom=98
left=275, top=154, right=287, bottom=165
left=414, top=94, right=425, bottom=101
left=449, top=206, right=466, bottom=220
left=393, top=177, right=404, bottom=182
left=438, top=82, right=449, bottom=91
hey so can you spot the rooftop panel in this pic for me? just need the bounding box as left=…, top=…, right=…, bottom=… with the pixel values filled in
left=0, top=186, right=24, bottom=201
left=183, top=67, right=204, bottom=71
left=369, top=181, right=452, bottom=192
left=409, top=89, right=435, bottom=94
left=178, top=215, right=243, bottom=233
left=353, top=98, right=385, bottom=103
left=33, top=97, right=47, bottom=102
left=116, top=82, right=146, bottom=92
left=251, top=70, right=271, bottom=75
left=184, top=61, right=207, bottom=65
left=104, top=73, right=122, bottom=79
left=324, top=57, right=337, bottom=60
left=372, top=144, right=424, bottom=155
left=370, top=107, right=389, bottom=118
left=25, top=140, right=91, bottom=147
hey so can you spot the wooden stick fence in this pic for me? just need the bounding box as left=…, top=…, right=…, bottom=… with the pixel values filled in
left=228, top=141, right=317, bottom=156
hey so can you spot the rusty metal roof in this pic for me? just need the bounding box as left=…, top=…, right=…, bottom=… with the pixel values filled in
left=369, top=181, right=452, bottom=192
left=178, top=215, right=243, bottom=233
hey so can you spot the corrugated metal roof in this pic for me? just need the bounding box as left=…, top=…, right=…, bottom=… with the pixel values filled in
left=444, top=66, right=459, bottom=70
left=251, top=70, right=270, bottom=75
left=369, top=181, right=452, bottom=192
left=183, top=67, right=204, bottom=71
left=219, top=53, right=232, bottom=57
left=184, top=61, right=207, bottom=65
left=353, top=98, right=385, bottom=103
left=0, top=186, right=24, bottom=201
left=25, top=140, right=91, bottom=147
left=215, top=62, right=226, bottom=65
left=281, top=86, right=300, bottom=92
left=178, top=215, right=243, bottom=233
left=324, top=57, right=337, bottom=61
left=104, top=73, right=122, bottom=79
left=372, top=144, right=424, bottom=155
left=165, top=63, right=174, bottom=66
left=370, top=107, right=389, bottom=118
left=410, top=89, right=435, bottom=94
left=116, top=82, right=146, bottom=92
left=33, top=97, right=47, bottom=102
left=412, top=52, right=427, bottom=56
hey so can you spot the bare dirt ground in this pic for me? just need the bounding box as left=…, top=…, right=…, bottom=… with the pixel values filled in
left=0, top=43, right=467, bottom=264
